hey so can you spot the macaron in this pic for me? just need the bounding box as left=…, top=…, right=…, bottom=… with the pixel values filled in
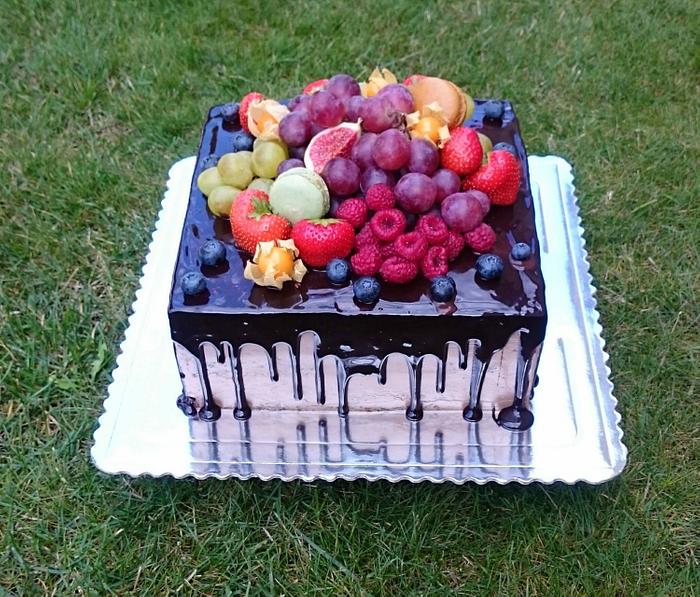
left=410, top=77, right=474, bottom=128
left=269, top=167, right=330, bottom=224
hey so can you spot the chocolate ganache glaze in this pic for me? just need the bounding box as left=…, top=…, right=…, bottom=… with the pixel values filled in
left=169, top=100, right=546, bottom=430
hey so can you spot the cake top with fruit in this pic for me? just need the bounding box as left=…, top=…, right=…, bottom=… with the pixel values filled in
left=170, top=69, right=544, bottom=319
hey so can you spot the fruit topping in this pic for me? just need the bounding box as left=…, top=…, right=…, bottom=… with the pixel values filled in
left=208, top=185, right=240, bottom=218
left=442, top=230, right=466, bottom=261
left=432, top=168, right=461, bottom=203
left=483, top=100, right=504, bottom=120
left=349, top=131, right=377, bottom=170
left=221, top=102, right=240, bottom=124
left=197, top=167, right=224, bottom=197
left=218, top=151, right=254, bottom=189
left=344, top=95, right=366, bottom=123
left=392, top=231, right=428, bottom=262
left=353, top=276, right=382, bottom=304
left=430, top=276, right=457, bottom=302
left=463, top=149, right=521, bottom=206
left=360, top=68, right=398, bottom=97
left=247, top=178, right=274, bottom=193
left=372, top=129, right=411, bottom=170
left=440, top=192, right=484, bottom=233
left=365, top=183, right=395, bottom=210
left=336, top=198, right=369, bottom=229
left=326, top=258, right=351, bottom=284
left=354, top=223, right=380, bottom=250
left=359, top=95, right=402, bottom=133
left=269, top=167, right=330, bottom=224
left=417, top=214, right=449, bottom=245
left=304, top=122, right=361, bottom=174
left=291, top=218, right=355, bottom=267
left=440, top=127, right=483, bottom=176
left=360, top=166, right=396, bottom=193
left=376, top=83, right=414, bottom=113
left=475, top=253, right=504, bottom=280
left=244, top=239, right=307, bottom=289
left=409, top=77, right=473, bottom=128
left=478, top=132, right=493, bottom=156
left=251, top=139, right=289, bottom=179
left=511, top=242, right=532, bottom=260
left=493, top=141, right=517, bottom=156
left=181, top=271, right=207, bottom=296
left=351, top=245, right=382, bottom=276
left=322, top=157, right=361, bottom=196
left=370, top=208, right=406, bottom=243
left=395, top=172, right=437, bottom=214
left=380, top=256, right=418, bottom=284
left=232, top=131, right=255, bottom=152
left=199, top=239, right=227, bottom=266
left=303, top=79, right=328, bottom=95
left=465, top=223, right=497, bottom=253
left=421, top=245, right=449, bottom=279
left=230, top=189, right=292, bottom=254
left=239, top=91, right=265, bottom=133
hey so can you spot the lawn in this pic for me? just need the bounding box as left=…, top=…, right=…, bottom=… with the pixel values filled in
left=1, top=0, right=698, bottom=594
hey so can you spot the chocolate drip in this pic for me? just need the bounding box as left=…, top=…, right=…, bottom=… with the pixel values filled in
left=494, top=333, right=538, bottom=431
left=464, top=341, right=489, bottom=422
left=197, top=344, right=220, bottom=421
left=221, top=341, right=250, bottom=420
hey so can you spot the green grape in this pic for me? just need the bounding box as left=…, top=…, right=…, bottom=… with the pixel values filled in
left=217, top=152, right=254, bottom=189
left=247, top=177, right=274, bottom=193
left=207, top=185, right=240, bottom=217
left=252, top=141, right=289, bottom=179
left=197, top=167, right=224, bottom=196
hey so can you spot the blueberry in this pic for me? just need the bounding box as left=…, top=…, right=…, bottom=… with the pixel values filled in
left=201, top=153, right=219, bottom=169
left=493, top=142, right=517, bottom=156
left=475, top=254, right=504, bottom=280
left=278, top=97, right=291, bottom=108
left=483, top=100, right=504, bottom=120
left=232, top=131, right=254, bottom=152
left=326, top=258, right=351, bottom=285
left=181, top=271, right=207, bottom=295
left=353, top=276, right=381, bottom=304
left=199, top=239, right=226, bottom=266
left=511, top=242, right=531, bottom=261
left=221, top=102, right=240, bottom=123
left=430, top=276, right=456, bottom=302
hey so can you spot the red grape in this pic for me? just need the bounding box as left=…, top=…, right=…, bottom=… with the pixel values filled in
left=309, top=91, right=346, bottom=128
left=394, top=173, right=437, bottom=214
left=359, top=96, right=399, bottom=133
left=432, top=168, right=461, bottom=203
left=440, top=192, right=484, bottom=232
left=361, top=167, right=396, bottom=193
left=377, top=83, right=414, bottom=113
left=350, top=132, right=377, bottom=170
left=326, top=74, right=361, bottom=100
left=277, top=158, right=305, bottom=175
left=344, top=95, right=365, bottom=122
left=279, top=112, right=312, bottom=147
left=407, top=138, right=439, bottom=175
left=322, top=157, right=361, bottom=196
left=372, top=129, right=411, bottom=171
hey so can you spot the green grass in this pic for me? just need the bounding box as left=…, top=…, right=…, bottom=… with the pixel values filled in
left=1, top=0, right=698, bottom=593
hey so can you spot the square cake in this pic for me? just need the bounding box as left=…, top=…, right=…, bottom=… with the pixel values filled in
left=168, top=72, right=546, bottom=433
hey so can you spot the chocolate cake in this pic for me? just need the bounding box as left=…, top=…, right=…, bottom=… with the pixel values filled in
left=169, top=89, right=546, bottom=432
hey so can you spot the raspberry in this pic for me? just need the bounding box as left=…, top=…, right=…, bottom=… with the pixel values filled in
left=380, top=256, right=418, bottom=284
left=370, top=208, right=406, bottom=243
left=421, top=245, right=449, bottom=280
left=443, top=230, right=466, bottom=261
left=239, top=91, right=265, bottom=134
left=351, top=246, right=382, bottom=276
left=336, top=198, right=368, bottom=229
left=355, top=224, right=379, bottom=250
left=379, top=242, right=396, bottom=260
left=365, top=184, right=396, bottom=211
left=393, top=231, right=428, bottom=262
left=465, top=223, right=496, bottom=253
left=417, top=214, right=449, bottom=245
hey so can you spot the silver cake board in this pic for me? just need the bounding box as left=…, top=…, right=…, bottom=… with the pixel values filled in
left=91, top=155, right=627, bottom=484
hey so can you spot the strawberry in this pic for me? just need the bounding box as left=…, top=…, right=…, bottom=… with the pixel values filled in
left=440, top=127, right=483, bottom=176
left=292, top=218, right=355, bottom=267
left=229, top=189, right=291, bottom=254
left=239, top=91, right=265, bottom=133
left=303, top=79, right=328, bottom=95
left=463, top=150, right=521, bottom=206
